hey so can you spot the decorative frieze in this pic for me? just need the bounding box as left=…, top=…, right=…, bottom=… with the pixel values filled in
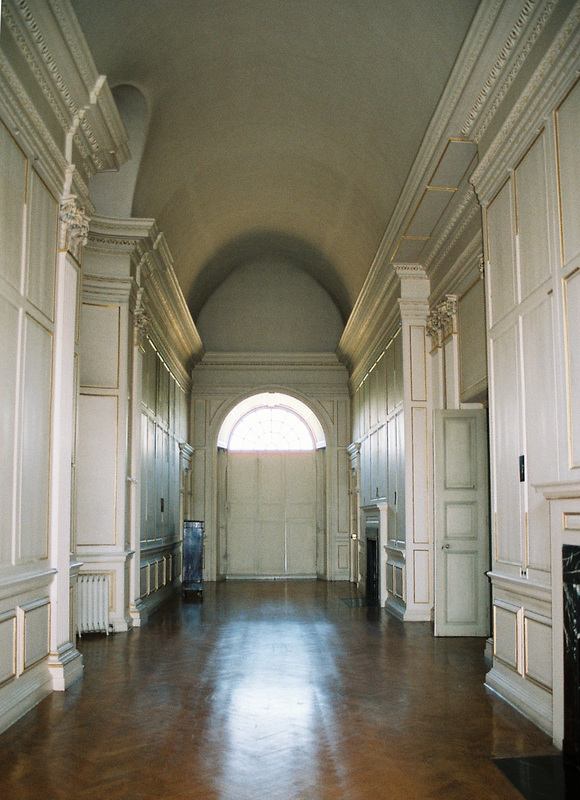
left=426, top=295, right=458, bottom=348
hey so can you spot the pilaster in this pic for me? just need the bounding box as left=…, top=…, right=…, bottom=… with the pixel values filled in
left=393, top=266, right=433, bottom=621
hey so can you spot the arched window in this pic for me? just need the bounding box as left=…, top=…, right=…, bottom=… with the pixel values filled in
left=217, top=392, right=326, bottom=451
left=228, top=407, right=314, bottom=451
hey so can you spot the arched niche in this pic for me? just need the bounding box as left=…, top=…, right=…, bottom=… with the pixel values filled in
left=214, top=392, right=328, bottom=579
left=89, top=84, right=149, bottom=217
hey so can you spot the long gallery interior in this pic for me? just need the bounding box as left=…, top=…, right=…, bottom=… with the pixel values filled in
left=1, top=1, right=580, bottom=798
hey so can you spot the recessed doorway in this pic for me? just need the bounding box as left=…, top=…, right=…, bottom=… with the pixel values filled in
left=217, top=393, right=327, bottom=579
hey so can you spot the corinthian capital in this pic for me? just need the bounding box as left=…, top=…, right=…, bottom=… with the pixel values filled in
left=60, top=196, right=90, bottom=259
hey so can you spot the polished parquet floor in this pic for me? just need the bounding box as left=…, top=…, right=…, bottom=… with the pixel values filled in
left=0, top=581, right=558, bottom=799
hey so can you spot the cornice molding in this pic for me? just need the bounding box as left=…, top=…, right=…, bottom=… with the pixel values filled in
left=86, top=215, right=204, bottom=387
left=337, top=262, right=399, bottom=378
left=0, top=0, right=127, bottom=211
left=423, top=185, right=480, bottom=273
left=471, top=2, right=580, bottom=205
left=363, top=0, right=506, bottom=277
left=343, top=1, right=569, bottom=381
left=461, top=0, right=557, bottom=142
left=192, top=353, right=350, bottom=398
left=82, top=274, right=134, bottom=305
left=428, top=230, right=484, bottom=303
left=198, top=352, right=347, bottom=370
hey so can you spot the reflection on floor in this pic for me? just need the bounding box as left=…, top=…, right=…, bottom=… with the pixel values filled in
left=0, top=580, right=560, bottom=799
left=494, top=755, right=580, bottom=800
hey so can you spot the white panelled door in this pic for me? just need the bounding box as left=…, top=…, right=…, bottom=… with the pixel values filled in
left=226, top=451, right=317, bottom=577
left=434, top=410, right=490, bottom=636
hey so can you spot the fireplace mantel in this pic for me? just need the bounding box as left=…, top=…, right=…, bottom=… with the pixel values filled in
left=362, top=501, right=388, bottom=607
left=537, top=481, right=580, bottom=751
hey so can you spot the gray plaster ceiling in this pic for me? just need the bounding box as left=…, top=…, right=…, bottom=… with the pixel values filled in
left=71, top=0, right=480, bottom=322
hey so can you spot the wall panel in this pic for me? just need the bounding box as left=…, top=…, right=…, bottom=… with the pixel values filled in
left=557, top=78, right=580, bottom=265
left=493, top=603, right=519, bottom=671
left=458, top=279, right=487, bottom=400
left=0, top=295, right=19, bottom=565
left=20, top=316, right=53, bottom=562
left=564, top=268, right=580, bottom=468
left=490, top=325, right=521, bottom=566
left=23, top=600, right=50, bottom=670
left=79, top=304, right=120, bottom=389
left=524, top=614, right=552, bottom=690
left=487, top=181, right=517, bottom=325
left=0, top=120, right=26, bottom=292
left=522, top=297, right=557, bottom=572
left=77, top=394, right=118, bottom=546
left=26, top=171, right=57, bottom=322
left=515, top=134, right=551, bottom=299
left=0, top=615, right=16, bottom=686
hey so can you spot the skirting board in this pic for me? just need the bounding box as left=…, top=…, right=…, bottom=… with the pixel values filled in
left=384, top=595, right=406, bottom=621
left=485, top=663, right=553, bottom=736
left=139, top=581, right=181, bottom=620
left=0, top=662, right=53, bottom=736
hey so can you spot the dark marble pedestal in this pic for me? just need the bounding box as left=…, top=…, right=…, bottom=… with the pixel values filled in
left=494, top=755, right=580, bottom=800
left=563, top=544, right=580, bottom=768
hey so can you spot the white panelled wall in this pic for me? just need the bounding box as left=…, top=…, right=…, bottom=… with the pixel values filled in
left=77, top=217, right=201, bottom=630
left=0, top=0, right=128, bottom=733
left=471, top=65, right=580, bottom=740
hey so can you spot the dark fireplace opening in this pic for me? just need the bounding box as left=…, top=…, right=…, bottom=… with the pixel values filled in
left=563, top=544, right=580, bottom=772
left=366, top=527, right=379, bottom=607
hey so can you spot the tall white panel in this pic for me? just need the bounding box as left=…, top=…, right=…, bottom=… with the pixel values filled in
left=557, top=78, right=580, bottom=265
left=0, top=296, right=19, bottom=565
left=490, top=325, right=521, bottom=566
left=0, top=121, right=26, bottom=292
left=564, top=268, right=580, bottom=468
left=410, top=325, right=427, bottom=402
left=458, top=279, right=487, bottom=400
left=77, top=394, right=118, bottom=546
left=487, top=180, right=517, bottom=325
left=396, top=411, right=406, bottom=544
left=20, top=316, right=53, bottom=562
left=522, top=297, right=557, bottom=572
left=411, top=407, right=428, bottom=544
left=515, top=133, right=551, bottom=300
left=375, top=354, right=387, bottom=424
left=26, top=171, right=58, bottom=322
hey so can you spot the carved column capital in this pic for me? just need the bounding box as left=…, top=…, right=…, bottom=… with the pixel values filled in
left=426, top=294, right=458, bottom=348
left=59, top=196, right=90, bottom=260
left=133, top=287, right=150, bottom=345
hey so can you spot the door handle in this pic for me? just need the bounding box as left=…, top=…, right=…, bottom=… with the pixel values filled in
left=442, top=544, right=450, bottom=550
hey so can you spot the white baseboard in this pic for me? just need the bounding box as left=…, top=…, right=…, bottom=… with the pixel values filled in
left=485, top=662, right=553, bottom=736
left=0, top=662, right=53, bottom=736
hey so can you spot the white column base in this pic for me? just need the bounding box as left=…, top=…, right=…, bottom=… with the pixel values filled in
left=129, top=598, right=149, bottom=628
left=48, top=642, right=84, bottom=691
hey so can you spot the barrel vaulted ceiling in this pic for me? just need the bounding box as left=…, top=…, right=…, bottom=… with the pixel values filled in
left=71, top=0, right=480, bottom=322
